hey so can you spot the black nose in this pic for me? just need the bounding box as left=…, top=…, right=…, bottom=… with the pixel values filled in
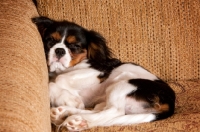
left=55, top=48, right=66, bottom=58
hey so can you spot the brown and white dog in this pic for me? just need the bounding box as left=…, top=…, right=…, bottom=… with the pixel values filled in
left=32, top=16, right=175, bottom=131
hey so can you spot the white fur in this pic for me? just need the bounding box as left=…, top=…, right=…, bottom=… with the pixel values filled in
left=50, top=59, right=158, bottom=131
left=110, top=64, right=158, bottom=82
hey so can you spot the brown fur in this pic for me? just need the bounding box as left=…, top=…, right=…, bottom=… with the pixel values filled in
left=69, top=50, right=87, bottom=67
left=51, top=32, right=62, bottom=41
left=66, top=36, right=77, bottom=43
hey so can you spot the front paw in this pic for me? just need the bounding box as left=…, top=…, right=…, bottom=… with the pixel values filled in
left=62, top=115, right=88, bottom=132
left=50, top=106, right=68, bottom=125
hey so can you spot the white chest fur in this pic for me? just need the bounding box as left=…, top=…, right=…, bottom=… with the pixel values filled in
left=49, top=60, right=103, bottom=107
left=49, top=62, right=158, bottom=108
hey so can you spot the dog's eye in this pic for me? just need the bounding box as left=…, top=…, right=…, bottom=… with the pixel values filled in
left=45, top=37, right=56, bottom=48
left=67, top=43, right=81, bottom=48
left=67, top=44, right=82, bottom=53
left=74, top=44, right=81, bottom=48
left=47, top=37, right=55, bottom=42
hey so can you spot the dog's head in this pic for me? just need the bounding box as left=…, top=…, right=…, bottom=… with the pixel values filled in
left=32, top=16, right=113, bottom=73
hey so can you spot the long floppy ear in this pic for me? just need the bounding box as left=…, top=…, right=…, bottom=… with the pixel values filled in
left=87, top=30, right=113, bottom=62
left=31, top=16, right=54, bottom=37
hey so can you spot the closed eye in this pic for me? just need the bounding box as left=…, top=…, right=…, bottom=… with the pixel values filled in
left=67, top=43, right=82, bottom=53
left=45, top=37, right=58, bottom=48
left=46, top=36, right=55, bottom=42
left=67, top=42, right=81, bottom=48
left=73, top=44, right=81, bottom=48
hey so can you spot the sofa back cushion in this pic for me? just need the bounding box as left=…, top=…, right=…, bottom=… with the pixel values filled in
left=0, top=0, right=51, bottom=131
left=36, top=0, right=200, bottom=81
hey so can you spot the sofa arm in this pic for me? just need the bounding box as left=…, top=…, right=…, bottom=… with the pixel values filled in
left=0, top=0, right=51, bottom=132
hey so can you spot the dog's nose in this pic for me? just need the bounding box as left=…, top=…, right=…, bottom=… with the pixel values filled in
left=55, top=48, right=66, bottom=58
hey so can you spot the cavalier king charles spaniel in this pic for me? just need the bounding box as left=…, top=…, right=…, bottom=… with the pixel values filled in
left=32, top=16, right=175, bottom=131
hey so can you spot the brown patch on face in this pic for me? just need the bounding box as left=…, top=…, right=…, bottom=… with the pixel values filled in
left=69, top=49, right=87, bottom=66
left=66, top=36, right=77, bottom=43
left=51, top=32, right=62, bottom=41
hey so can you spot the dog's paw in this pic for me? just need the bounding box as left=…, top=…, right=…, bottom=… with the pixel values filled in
left=63, top=115, right=88, bottom=131
left=50, top=106, right=68, bottom=125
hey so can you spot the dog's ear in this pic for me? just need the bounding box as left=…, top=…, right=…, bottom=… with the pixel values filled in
left=32, top=16, right=54, bottom=37
left=87, top=30, right=113, bottom=62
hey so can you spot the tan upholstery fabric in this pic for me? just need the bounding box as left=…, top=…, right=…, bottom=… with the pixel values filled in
left=0, top=0, right=199, bottom=132
left=0, top=0, right=51, bottom=132
left=36, top=0, right=200, bottom=81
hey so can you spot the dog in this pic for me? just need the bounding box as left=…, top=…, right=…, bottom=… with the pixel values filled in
left=32, top=16, right=175, bottom=131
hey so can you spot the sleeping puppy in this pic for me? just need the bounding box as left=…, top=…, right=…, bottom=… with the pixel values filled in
left=32, top=16, right=175, bottom=131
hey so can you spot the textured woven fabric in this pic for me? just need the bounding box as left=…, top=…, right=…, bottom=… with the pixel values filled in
left=51, top=80, right=200, bottom=132
left=0, top=0, right=51, bottom=132
left=37, top=0, right=200, bottom=81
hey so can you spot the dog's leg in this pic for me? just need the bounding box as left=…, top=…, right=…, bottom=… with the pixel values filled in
left=102, top=114, right=156, bottom=126
left=50, top=106, right=99, bottom=125
left=62, top=80, right=136, bottom=131
left=49, top=82, right=85, bottom=109
left=51, top=106, right=71, bottom=125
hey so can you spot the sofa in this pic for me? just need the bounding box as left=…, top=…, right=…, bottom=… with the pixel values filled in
left=0, top=0, right=199, bottom=132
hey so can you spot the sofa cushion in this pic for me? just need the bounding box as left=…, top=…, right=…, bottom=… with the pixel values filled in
left=0, top=0, right=51, bottom=132
left=36, top=0, right=200, bottom=81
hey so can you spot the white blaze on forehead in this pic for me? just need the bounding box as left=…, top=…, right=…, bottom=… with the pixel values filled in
left=48, top=34, right=72, bottom=73
left=61, top=34, right=66, bottom=44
